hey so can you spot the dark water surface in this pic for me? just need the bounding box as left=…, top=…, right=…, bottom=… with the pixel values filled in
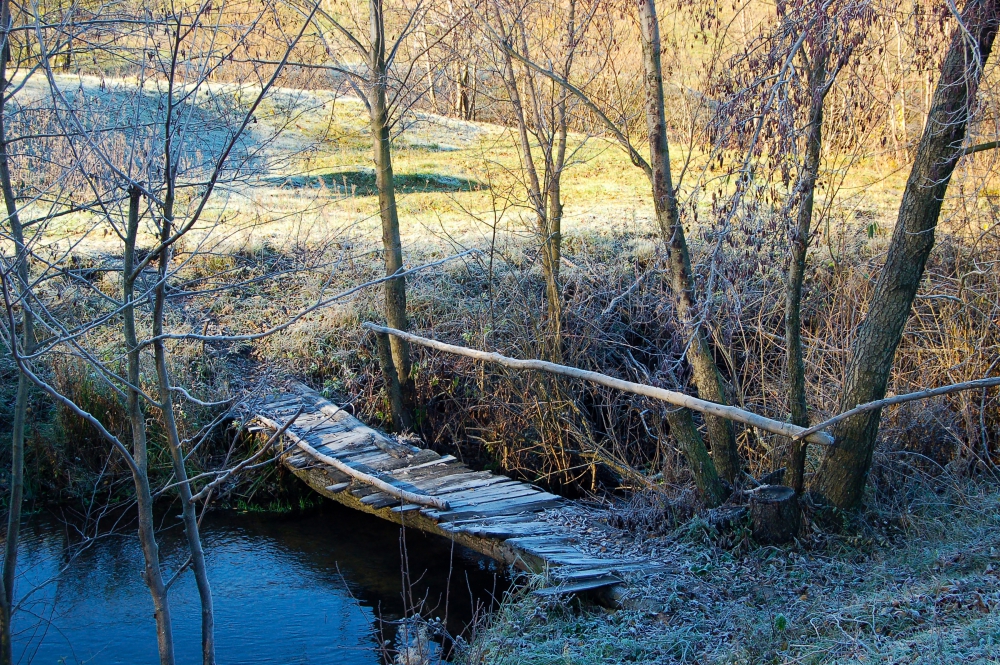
left=11, top=503, right=507, bottom=664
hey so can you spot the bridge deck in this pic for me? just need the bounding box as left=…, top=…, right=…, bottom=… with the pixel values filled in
left=255, top=382, right=656, bottom=596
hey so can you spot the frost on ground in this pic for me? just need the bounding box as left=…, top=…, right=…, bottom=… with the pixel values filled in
left=465, top=487, right=1000, bottom=664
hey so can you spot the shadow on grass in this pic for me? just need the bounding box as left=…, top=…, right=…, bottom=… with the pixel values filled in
left=267, top=169, right=484, bottom=195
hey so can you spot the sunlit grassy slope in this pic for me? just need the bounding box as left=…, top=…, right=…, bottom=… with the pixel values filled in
left=18, top=73, right=926, bottom=269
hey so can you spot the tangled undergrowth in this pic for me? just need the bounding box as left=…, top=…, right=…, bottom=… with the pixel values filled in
left=256, top=211, right=999, bottom=501
left=6, top=201, right=998, bottom=521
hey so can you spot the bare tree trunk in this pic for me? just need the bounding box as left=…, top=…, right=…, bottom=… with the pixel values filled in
left=0, top=2, right=32, bottom=658
left=541, top=1, right=576, bottom=361
left=637, top=0, right=740, bottom=483
left=813, top=0, right=999, bottom=509
left=664, top=408, right=726, bottom=507
left=376, top=330, right=411, bottom=430
left=469, top=56, right=479, bottom=120
left=543, top=174, right=563, bottom=358
left=785, top=51, right=828, bottom=494
left=896, top=19, right=909, bottom=153
left=123, top=186, right=176, bottom=665
left=369, top=0, right=414, bottom=427
left=0, top=153, right=26, bottom=665
left=421, top=26, right=435, bottom=109
left=152, top=195, right=216, bottom=664
left=458, top=63, right=471, bottom=119
left=494, top=26, right=557, bottom=356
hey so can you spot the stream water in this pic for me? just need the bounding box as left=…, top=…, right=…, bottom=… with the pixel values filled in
left=10, top=503, right=508, bottom=664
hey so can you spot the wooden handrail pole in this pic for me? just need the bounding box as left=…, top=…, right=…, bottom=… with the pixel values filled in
left=362, top=323, right=836, bottom=447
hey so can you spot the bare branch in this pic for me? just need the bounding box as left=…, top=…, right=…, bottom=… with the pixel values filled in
left=793, top=377, right=1000, bottom=442
left=963, top=139, right=1000, bottom=155
left=186, top=408, right=303, bottom=503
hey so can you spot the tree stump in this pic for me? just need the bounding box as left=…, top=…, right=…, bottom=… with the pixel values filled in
left=749, top=485, right=800, bottom=544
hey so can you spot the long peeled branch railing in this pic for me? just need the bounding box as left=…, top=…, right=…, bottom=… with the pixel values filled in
left=362, top=323, right=836, bottom=446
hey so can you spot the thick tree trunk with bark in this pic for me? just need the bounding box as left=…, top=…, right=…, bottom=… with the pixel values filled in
left=369, top=0, right=414, bottom=426
left=375, top=330, right=412, bottom=430
left=664, top=408, right=727, bottom=507
left=638, top=0, right=740, bottom=483
left=785, top=52, right=828, bottom=494
left=813, top=0, right=999, bottom=509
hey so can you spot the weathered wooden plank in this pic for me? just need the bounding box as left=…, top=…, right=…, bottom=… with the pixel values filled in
left=394, top=455, right=463, bottom=472
left=317, top=431, right=376, bottom=450
left=338, top=450, right=393, bottom=467
left=436, top=485, right=543, bottom=509
left=536, top=555, right=630, bottom=567
left=503, top=535, right=576, bottom=549
left=428, top=497, right=564, bottom=522
left=360, top=493, right=400, bottom=509
left=303, top=423, right=355, bottom=437
left=351, top=485, right=381, bottom=498
left=445, top=513, right=542, bottom=528
left=393, top=463, right=473, bottom=484
left=312, top=442, right=378, bottom=458
left=280, top=427, right=451, bottom=510
left=386, top=450, right=450, bottom=474
left=449, top=522, right=563, bottom=539
left=396, top=454, right=454, bottom=471
left=551, top=564, right=653, bottom=580
left=426, top=476, right=520, bottom=498
left=409, top=470, right=497, bottom=492
left=532, top=576, right=622, bottom=596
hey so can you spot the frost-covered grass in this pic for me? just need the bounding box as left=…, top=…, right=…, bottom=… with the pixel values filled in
left=463, top=485, right=1000, bottom=665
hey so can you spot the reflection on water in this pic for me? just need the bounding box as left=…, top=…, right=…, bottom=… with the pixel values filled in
left=11, top=503, right=507, bottom=664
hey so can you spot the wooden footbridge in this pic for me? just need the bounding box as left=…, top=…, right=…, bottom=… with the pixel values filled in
left=255, top=382, right=655, bottom=598
left=252, top=323, right=849, bottom=598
